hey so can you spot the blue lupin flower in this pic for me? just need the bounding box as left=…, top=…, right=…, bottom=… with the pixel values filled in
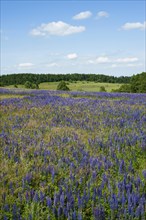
left=72, top=211, right=76, bottom=220
left=33, top=192, right=39, bottom=202
left=142, top=170, right=146, bottom=179
left=3, top=216, right=8, bottom=220
left=46, top=197, right=52, bottom=208
left=78, top=213, right=82, bottom=220
left=4, top=204, right=9, bottom=212
left=58, top=206, right=62, bottom=217
left=60, top=193, right=65, bottom=207
left=28, top=214, right=33, bottom=220
left=53, top=207, right=58, bottom=218
left=54, top=193, right=58, bottom=207
left=135, top=205, right=141, bottom=218
left=40, top=191, right=45, bottom=202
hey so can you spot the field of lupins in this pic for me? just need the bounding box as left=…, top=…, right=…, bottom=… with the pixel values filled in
left=0, top=88, right=146, bottom=220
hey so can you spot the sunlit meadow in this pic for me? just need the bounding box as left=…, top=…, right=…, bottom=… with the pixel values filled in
left=0, top=88, right=146, bottom=220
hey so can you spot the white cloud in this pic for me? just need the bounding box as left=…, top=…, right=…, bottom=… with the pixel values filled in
left=30, top=21, right=85, bottom=36
left=67, top=53, right=78, bottom=60
left=88, top=56, right=110, bottom=64
left=87, top=56, right=140, bottom=66
left=127, top=63, right=143, bottom=67
left=73, top=11, right=92, bottom=20
left=46, top=62, right=59, bottom=67
left=121, top=21, right=146, bottom=30
left=116, top=57, right=138, bottom=63
left=111, top=64, right=118, bottom=68
left=88, top=60, right=95, bottom=64
left=96, top=11, right=109, bottom=18
left=18, top=63, right=34, bottom=67
left=96, top=56, right=110, bottom=63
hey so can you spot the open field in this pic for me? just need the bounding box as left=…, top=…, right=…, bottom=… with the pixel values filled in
left=5, top=81, right=122, bottom=92
left=40, top=82, right=122, bottom=92
left=0, top=88, right=146, bottom=219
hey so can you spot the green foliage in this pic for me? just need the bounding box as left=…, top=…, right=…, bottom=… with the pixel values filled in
left=130, top=72, right=146, bottom=93
left=24, top=81, right=32, bottom=89
left=1, top=72, right=145, bottom=93
left=112, top=84, right=131, bottom=93
left=99, top=86, right=107, bottom=92
left=24, top=81, right=39, bottom=89
left=0, top=73, right=131, bottom=86
left=57, top=81, right=70, bottom=91
left=112, top=72, right=146, bottom=93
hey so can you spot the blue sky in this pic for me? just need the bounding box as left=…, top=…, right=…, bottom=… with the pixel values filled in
left=1, top=0, right=146, bottom=76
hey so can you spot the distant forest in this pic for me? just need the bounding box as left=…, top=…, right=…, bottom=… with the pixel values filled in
left=0, top=72, right=146, bottom=93
left=0, top=73, right=131, bottom=86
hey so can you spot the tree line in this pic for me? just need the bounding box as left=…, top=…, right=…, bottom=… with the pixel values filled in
left=0, top=73, right=130, bottom=87
left=0, top=72, right=145, bottom=93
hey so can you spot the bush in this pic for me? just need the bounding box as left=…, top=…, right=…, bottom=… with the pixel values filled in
left=57, top=81, right=70, bottom=91
left=112, top=84, right=131, bottom=93
left=24, top=81, right=39, bottom=89
left=24, top=81, right=32, bottom=89
left=99, top=86, right=107, bottom=92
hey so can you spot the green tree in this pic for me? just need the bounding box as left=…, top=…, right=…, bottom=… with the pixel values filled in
left=113, top=84, right=131, bottom=93
left=130, top=72, right=146, bottom=93
left=24, top=81, right=39, bottom=89
left=24, top=81, right=32, bottom=89
left=99, top=86, right=107, bottom=92
left=57, top=81, right=70, bottom=91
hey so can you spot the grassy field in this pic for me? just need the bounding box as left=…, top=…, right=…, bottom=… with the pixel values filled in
left=40, top=81, right=122, bottom=92
left=0, top=94, right=25, bottom=100
left=0, top=88, right=146, bottom=219
left=5, top=81, right=122, bottom=92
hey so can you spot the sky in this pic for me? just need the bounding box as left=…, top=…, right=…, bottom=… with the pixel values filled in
left=1, top=0, right=146, bottom=76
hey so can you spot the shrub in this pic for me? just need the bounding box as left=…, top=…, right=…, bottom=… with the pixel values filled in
left=57, top=81, right=70, bottom=91
left=24, top=81, right=39, bottom=89
left=99, top=86, right=107, bottom=92
left=112, top=84, right=131, bottom=93
left=24, top=81, right=32, bottom=89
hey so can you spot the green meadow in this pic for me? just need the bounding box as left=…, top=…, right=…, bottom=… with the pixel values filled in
left=5, top=81, right=122, bottom=92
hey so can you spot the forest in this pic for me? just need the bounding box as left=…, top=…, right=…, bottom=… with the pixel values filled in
left=0, top=73, right=130, bottom=86
left=0, top=72, right=146, bottom=93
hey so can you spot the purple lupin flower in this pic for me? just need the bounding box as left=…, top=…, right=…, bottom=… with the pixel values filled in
left=58, top=206, right=62, bottom=217
left=3, top=216, right=8, bottom=220
left=53, top=207, right=58, bottom=218
left=54, top=193, right=58, bottom=207
left=119, top=159, right=125, bottom=174
left=60, top=193, right=65, bottom=207
left=28, top=214, right=33, bottom=220
left=46, top=197, right=52, bottom=208
left=33, top=192, right=39, bottom=202
left=142, top=170, right=146, bottom=179
left=40, top=191, right=45, bottom=202
left=72, top=210, right=76, bottom=220
left=25, top=191, right=29, bottom=202
left=4, top=204, right=9, bottom=212
left=78, top=213, right=82, bottom=220
left=135, top=205, right=141, bottom=218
